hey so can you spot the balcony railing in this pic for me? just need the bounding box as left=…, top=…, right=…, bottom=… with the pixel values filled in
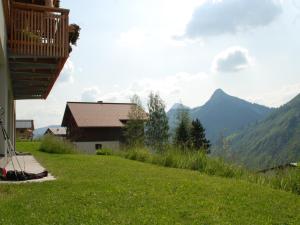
left=9, top=2, right=69, bottom=58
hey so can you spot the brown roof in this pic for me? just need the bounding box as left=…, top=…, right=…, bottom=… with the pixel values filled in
left=62, top=102, right=146, bottom=128
left=16, top=120, right=34, bottom=130
left=45, top=127, right=67, bottom=136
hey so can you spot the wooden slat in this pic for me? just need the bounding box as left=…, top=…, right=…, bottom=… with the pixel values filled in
left=66, top=14, right=69, bottom=57
left=62, top=14, right=65, bottom=56
left=9, top=4, right=69, bottom=58
left=33, top=10, right=37, bottom=56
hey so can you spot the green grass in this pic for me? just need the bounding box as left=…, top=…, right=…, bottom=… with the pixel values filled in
left=117, top=148, right=300, bottom=195
left=96, top=148, right=113, bottom=156
left=0, top=142, right=299, bottom=225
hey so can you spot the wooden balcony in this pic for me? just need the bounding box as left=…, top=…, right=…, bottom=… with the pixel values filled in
left=7, top=1, right=70, bottom=100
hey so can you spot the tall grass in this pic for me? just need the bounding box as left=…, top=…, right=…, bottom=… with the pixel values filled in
left=117, top=147, right=246, bottom=178
left=116, top=147, right=300, bottom=195
left=39, top=135, right=77, bottom=154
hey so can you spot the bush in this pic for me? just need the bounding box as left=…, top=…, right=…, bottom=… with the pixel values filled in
left=39, top=135, right=77, bottom=154
left=121, top=148, right=151, bottom=162
left=96, top=148, right=113, bottom=156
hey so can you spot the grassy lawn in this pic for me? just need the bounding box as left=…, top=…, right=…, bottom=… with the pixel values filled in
left=0, top=142, right=299, bottom=225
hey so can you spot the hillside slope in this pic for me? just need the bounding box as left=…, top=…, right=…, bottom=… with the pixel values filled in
left=0, top=142, right=298, bottom=225
left=227, top=93, right=300, bottom=170
left=168, top=89, right=273, bottom=143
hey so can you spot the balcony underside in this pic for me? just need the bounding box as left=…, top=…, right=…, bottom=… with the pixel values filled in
left=9, top=55, right=67, bottom=100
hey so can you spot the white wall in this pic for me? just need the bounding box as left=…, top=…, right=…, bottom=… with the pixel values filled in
left=74, top=141, right=120, bottom=154
left=0, top=1, right=14, bottom=156
left=0, top=0, right=7, bottom=58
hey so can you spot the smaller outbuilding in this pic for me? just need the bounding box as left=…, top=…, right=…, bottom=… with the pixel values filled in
left=44, top=127, right=67, bottom=140
left=16, top=120, right=34, bottom=140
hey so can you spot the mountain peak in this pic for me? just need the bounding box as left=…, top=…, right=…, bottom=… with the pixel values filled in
left=170, top=103, right=189, bottom=110
left=209, top=89, right=229, bottom=102
left=213, top=88, right=227, bottom=96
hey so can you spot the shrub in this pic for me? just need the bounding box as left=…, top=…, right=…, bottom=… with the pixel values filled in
left=121, top=148, right=151, bottom=162
left=96, top=148, right=113, bottom=156
left=39, top=135, right=77, bottom=154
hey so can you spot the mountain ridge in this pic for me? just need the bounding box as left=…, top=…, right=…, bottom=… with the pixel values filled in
left=223, top=92, right=300, bottom=169
left=167, top=89, right=274, bottom=143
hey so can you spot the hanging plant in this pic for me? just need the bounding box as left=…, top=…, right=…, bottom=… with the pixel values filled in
left=54, top=0, right=60, bottom=8
left=68, top=24, right=81, bottom=52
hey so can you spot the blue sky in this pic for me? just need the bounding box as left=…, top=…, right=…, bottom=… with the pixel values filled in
left=17, top=0, right=300, bottom=128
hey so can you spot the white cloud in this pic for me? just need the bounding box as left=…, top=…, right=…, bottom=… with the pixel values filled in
left=185, top=0, right=282, bottom=38
left=247, top=83, right=300, bottom=107
left=212, top=46, right=254, bottom=73
left=16, top=95, right=66, bottom=128
left=80, top=72, right=214, bottom=109
left=117, top=27, right=149, bottom=48
left=58, top=59, right=75, bottom=83
left=81, top=87, right=102, bottom=102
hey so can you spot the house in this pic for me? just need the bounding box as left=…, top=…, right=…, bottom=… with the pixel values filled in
left=61, top=102, right=147, bottom=153
left=44, top=127, right=66, bottom=139
left=16, top=120, right=34, bottom=140
left=0, top=0, right=76, bottom=158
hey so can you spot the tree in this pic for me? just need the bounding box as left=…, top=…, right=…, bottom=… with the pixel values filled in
left=190, top=119, right=211, bottom=153
left=123, top=95, right=146, bottom=148
left=145, top=92, right=169, bottom=152
left=174, top=109, right=191, bottom=150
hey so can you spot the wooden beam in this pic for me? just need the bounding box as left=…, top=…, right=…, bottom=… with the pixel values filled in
left=10, top=62, right=57, bottom=70
left=12, top=79, right=51, bottom=84
left=14, top=86, right=47, bottom=91
left=12, top=2, right=70, bottom=14
left=11, top=71, right=55, bottom=78
left=14, top=91, right=43, bottom=96
left=9, top=54, right=60, bottom=60
left=14, top=95, right=43, bottom=100
left=14, top=88, right=47, bottom=94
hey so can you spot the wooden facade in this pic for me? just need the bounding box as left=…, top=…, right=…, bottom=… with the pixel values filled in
left=16, top=128, right=33, bottom=140
left=62, top=106, right=125, bottom=143
left=16, top=120, right=34, bottom=140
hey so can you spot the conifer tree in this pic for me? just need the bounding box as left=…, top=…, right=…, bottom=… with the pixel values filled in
left=190, top=119, right=211, bottom=153
left=174, top=109, right=191, bottom=149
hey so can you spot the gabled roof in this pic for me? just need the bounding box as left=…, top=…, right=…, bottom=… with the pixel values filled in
left=16, top=120, right=34, bottom=129
left=45, top=127, right=67, bottom=136
left=61, top=102, right=146, bottom=128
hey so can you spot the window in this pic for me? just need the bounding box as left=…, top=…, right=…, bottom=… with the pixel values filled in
left=95, top=144, right=102, bottom=150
